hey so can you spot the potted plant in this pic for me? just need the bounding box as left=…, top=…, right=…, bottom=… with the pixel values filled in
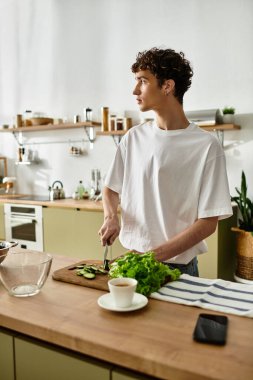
left=231, top=171, right=253, bottom=281
left=222, top=106, right=235, bottom=124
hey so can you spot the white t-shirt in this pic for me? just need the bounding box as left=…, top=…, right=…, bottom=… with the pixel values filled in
left=104, top=121, right=233, bottom=264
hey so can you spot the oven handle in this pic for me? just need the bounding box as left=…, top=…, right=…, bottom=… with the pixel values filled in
left=6, top=213, right=36, bottom=218
left=9, top=216, right=37, bottom=223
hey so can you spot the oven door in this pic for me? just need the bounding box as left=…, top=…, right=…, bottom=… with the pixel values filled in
left=5, top=215, right=44, bottom=251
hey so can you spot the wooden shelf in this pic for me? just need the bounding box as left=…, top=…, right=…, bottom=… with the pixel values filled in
left=96, top=124, right=240, bottom=136
left=0, top=121, right=101, bottom=133
left=200, top=124, right=240, bottom=131
left=96, top=130, right=125, bottom=136
left=0, top=123, right=240, bottom=135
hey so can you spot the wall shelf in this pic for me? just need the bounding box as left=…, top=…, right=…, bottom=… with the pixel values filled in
left=200, top=124, right=240, bottom=131
left=0, top=121, right=101, bottom=147
left=0, top=122, right=240, bottom=134
left=97, top=124, right=241, bottom=146
left=96, top=124, right=240, bottom=135
left=0, top=122, right=241, bottom=147
left=0, top=121, right=101, bottom=133
left=96, top=130, right=125, bottom=136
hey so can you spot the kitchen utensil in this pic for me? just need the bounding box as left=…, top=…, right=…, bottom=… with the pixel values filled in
left=2, top=177, right=16, bottom=194
left=49, top=180, right=65, bottom=200
left=0, top=241, right=18, bottom=262
left=0, top=251, right=52, bottom=297
left=103, top=244, right=110, bottom=271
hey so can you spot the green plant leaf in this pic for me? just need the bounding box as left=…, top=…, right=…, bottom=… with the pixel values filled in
left=232, top=171, right=253, bottom=231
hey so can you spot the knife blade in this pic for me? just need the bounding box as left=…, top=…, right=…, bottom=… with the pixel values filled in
left=103, top=244, right=110, bottom=271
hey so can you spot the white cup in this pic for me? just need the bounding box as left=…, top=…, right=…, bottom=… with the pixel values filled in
left=108, top=277, right=137, bottom=308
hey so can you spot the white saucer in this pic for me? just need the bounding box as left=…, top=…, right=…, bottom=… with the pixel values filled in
left=97, top=292, right=148, bottom=312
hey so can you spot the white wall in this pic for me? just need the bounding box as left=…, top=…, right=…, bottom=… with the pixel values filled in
left=0, top=0, right=253, bottom=197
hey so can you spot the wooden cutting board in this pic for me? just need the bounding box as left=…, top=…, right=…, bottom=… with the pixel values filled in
left=52, top=260, right=110, bottom=292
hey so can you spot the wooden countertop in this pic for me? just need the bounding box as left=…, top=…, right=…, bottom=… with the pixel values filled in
left=0, top=195, right=104, bottom=211
left=0, top=249, right=252, bottom=380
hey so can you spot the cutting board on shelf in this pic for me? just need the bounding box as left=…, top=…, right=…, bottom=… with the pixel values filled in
left=52, top=260, right=110, bottom=292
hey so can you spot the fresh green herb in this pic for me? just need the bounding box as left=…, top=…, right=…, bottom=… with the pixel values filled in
left=109, top=251, right=181, bottom=297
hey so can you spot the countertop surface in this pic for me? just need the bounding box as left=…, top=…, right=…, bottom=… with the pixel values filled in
left=0, top=194, right=104, bottom=211
left=0, top=249, right=253, bottom=380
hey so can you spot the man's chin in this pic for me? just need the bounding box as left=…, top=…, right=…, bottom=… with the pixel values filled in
left=139, top=105, right=150, bottom=112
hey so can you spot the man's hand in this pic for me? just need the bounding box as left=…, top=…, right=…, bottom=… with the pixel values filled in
left=98, top=215, right=120, bottom=246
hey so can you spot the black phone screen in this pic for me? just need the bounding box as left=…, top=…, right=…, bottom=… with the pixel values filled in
left=193, top=313, right=228, bottom=345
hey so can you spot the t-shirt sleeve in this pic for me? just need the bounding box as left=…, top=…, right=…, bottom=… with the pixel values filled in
left=198, top=153, right=233, bottom=220
left=104, top=139, right=126, bottom=195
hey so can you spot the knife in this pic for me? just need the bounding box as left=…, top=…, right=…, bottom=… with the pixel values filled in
left=103, top=244, right=110, bottom=271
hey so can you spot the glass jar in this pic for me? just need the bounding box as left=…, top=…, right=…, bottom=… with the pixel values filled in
left=109, top=114, right=117, bottom=131
left=23, top=110, right=32, bottom=126
left=101, top=107, right=109, bottom=131
left=116, top=117, right=124, bottom=131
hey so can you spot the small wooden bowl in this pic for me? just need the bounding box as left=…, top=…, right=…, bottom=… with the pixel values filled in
left=30, top=117, right=54, bottom=126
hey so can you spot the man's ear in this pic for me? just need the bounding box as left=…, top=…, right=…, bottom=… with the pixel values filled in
left=163, top=79, right=175, bottom=95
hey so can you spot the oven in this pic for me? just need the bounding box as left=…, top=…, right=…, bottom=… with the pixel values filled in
left=4, top=203, right=43, bottom=251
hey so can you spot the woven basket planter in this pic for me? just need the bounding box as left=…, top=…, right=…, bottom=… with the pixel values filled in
left=232, top=227, right=253, bottom=280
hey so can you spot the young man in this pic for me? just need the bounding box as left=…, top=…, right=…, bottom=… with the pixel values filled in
left=99, top=47, right=232, bottom=276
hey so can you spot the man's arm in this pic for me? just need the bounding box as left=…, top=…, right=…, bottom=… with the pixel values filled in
left=153, top=216, right=218, bottom=262
left=98, top=186, right=120, bottom=246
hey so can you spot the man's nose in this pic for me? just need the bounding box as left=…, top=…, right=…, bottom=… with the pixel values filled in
left=133, top=84, right=140, bottom=95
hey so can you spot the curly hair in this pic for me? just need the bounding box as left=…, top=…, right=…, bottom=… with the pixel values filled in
left=131, top=47, right=193, bottom=104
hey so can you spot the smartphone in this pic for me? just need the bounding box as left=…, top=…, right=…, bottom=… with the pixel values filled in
left=193, top=313, right=228, bottom=345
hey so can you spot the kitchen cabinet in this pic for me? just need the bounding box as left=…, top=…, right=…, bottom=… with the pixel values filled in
left=43, top=207, right=126, bottom=259
left=15, top=336, right=110, bottom=380
left=0, top=330, right=15, bottom=380
left=198, top=206, right=238, bottom=280
left=0, top=203, right=5, bottom=239
left=0, top=326, right=155, bottom=380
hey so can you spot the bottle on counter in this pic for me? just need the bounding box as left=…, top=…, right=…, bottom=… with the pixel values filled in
left=76, top=180, right=85, bottom=199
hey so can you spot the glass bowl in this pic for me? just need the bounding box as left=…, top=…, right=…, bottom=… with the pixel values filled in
left=0, top=251, right=53, bottom=297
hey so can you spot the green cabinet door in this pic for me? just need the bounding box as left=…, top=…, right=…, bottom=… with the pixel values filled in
left=0, top=330, right=15, bottom=380
left=43, top=208, right=125, bottom=259
left=0, top=203, right=5, bottom=239
left=15, top=337, right=110, bottom=380
left=198, top=206, right=237, bottom=280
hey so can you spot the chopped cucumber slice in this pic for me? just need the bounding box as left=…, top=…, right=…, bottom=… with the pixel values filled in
left=83, top=272, right=96, bottom=279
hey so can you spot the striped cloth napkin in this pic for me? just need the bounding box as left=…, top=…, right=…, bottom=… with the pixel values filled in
left=151, top=274, right=253, bottom=318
